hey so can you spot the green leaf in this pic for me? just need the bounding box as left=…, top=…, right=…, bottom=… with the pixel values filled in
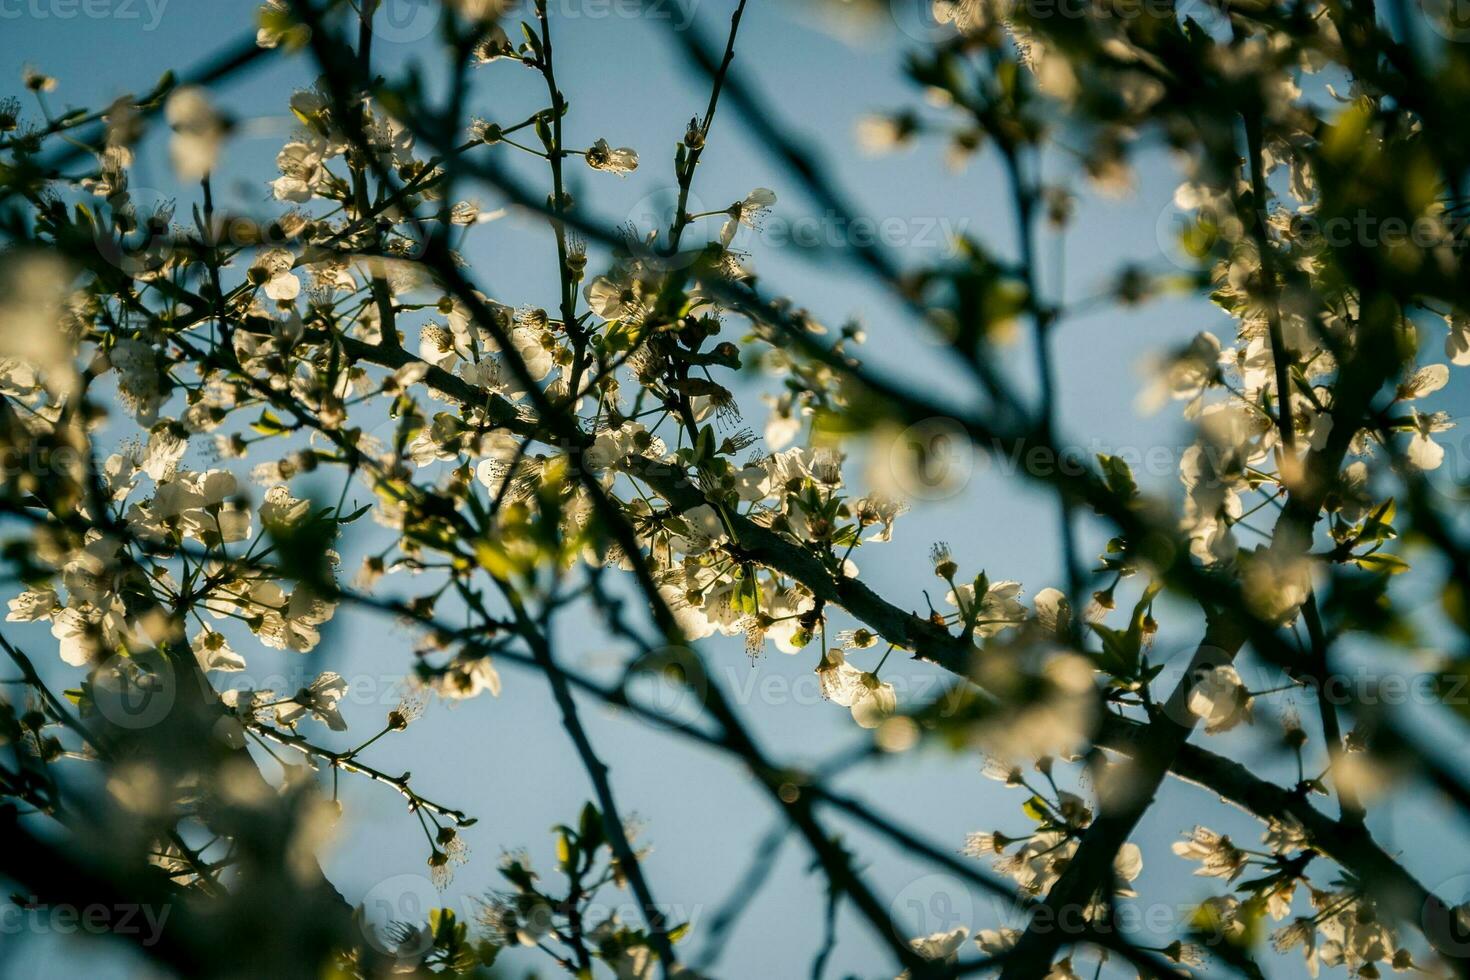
left=1445, top=579, right=1469, bottom=631
left=1353, top=552, right=1410, bottom=575
left=429, top=907, right=457, bottom=940
left=579, top=802, right=604, bottom=853
left=1120, top=579, right=1163, bottom=673
left=1091, top=623, right=1137, bottom=678
left=336, top=503, right=372, bottom=524
left=1097, top=454, right=1139, bottom=500
left=520, top=22, right=542, bottom=58
left=1359, top=498, right=1397, bottom=543
left=250, top=409, right=289, bottom=436
left=474, top=538, right=515, bottom=579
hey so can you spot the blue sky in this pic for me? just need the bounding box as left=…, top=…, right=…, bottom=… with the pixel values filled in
left=5, top=1, right=1470, bottom=977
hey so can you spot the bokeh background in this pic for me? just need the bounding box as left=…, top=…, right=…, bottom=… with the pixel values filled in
left=4, top=0, right=1470, bottom=975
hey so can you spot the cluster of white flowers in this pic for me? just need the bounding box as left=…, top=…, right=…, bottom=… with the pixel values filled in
left=1167, top=815, right=1441, bottom=976
left=224, top=671, right=349, bottom=731
left=8, top=0, right=1470, bottom=971
left=926, top=767, right=1151, bottom=973
left=971, top=767, right=1144, bottom=896
left=4, top=463, right=336, bottom=668
left=1161, top=139, right=1458, bottom=633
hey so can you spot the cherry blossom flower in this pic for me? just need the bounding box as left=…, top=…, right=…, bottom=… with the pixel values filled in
left=1186, top=665, right=1253, bottom=734
left=275, top=672, right=348, bottom=730
left=165, top=86, right=225, bottom=180
left=584, top=139, right=638, bottom=175
left=1172, top=825, right=1250, bottom=880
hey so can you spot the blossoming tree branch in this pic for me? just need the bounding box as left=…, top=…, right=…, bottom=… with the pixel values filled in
left=2, top=0, right=1470, bottom=976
